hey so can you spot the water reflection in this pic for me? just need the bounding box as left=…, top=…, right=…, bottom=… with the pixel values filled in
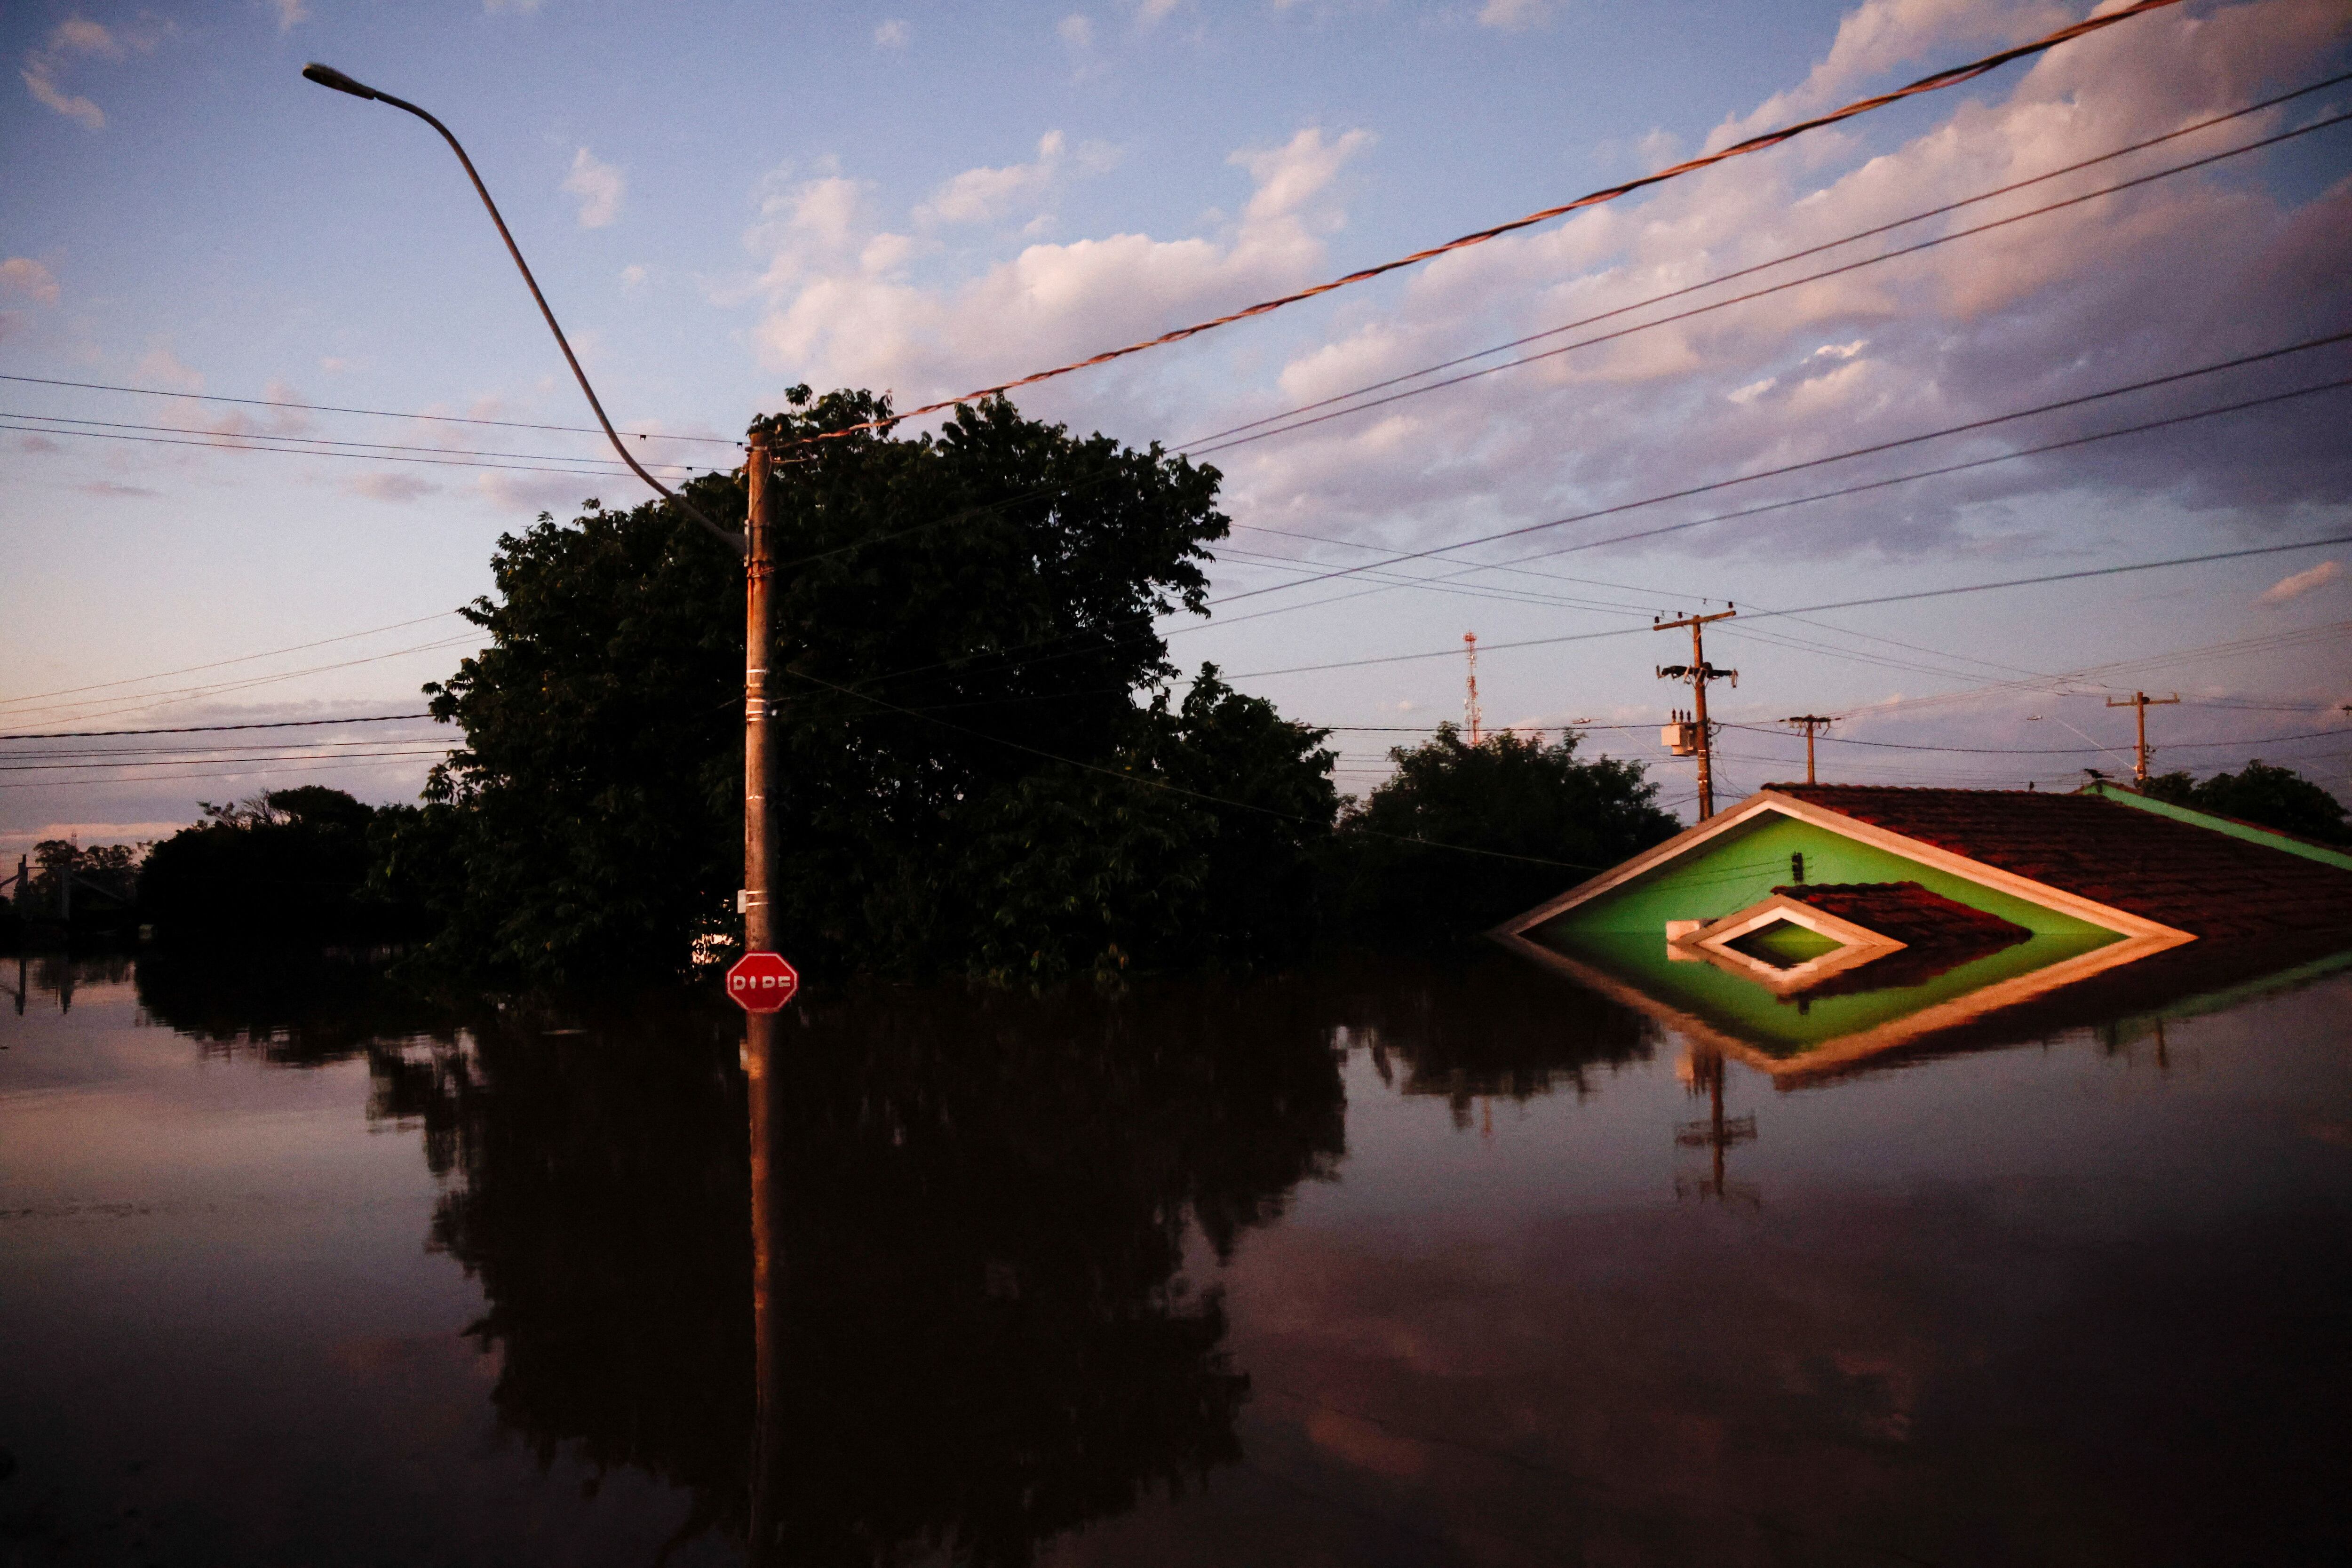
left=13, top=942, right=2346, bottom=1564
left=296, top=977, right=1351, bottom=1564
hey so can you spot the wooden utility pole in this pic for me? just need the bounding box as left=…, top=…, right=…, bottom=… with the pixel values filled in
left=2105, top=691, right=2178, bottom=782
left=1655, top=608, right=1737, bottom=820
left=1462, top=632, right=1482, bottom=745
left=1783, top=715, right=1835, bottom=785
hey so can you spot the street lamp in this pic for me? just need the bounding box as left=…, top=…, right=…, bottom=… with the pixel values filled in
left=297, top=61, right=781, bottom=972
left=302, top=64, right=795, bottom=1559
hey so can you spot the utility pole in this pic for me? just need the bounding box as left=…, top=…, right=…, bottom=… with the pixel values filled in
left=2105, top=691, right=2178, bottom=783
left=1783, top=714, right=1835, bottom=785
left=1462, top=632, right=1482, bottom=745
left=1655, top=608, right=1737, bottom=820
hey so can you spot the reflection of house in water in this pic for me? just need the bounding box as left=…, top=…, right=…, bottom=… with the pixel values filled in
left=1498, top=783, right=2352, bottom=1081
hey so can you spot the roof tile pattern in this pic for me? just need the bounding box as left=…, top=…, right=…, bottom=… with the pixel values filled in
left=1770, top=786, right=2352, bottom=939
left=1771, top=881, right=2034, bottom=948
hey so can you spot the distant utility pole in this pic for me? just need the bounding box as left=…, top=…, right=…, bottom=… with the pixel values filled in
left=1783, top=714, right=1836, bottom=785
left=1655, top=608, right=1738, bottom=820
left=2106, top=690, right=2179, bottom=783
left=1462, top=632, right=1482, bottom=745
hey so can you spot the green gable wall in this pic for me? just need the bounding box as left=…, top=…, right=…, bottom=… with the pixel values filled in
left=1536, top=809, right=2120, bottom=941
left=1550, top=927, right=2114, bottom=1056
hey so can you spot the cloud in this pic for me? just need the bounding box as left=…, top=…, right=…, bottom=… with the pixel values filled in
left=620, top=263, right=648, bottom=289
left=0, top=257, right=60, bottom=305
left=20, top=15, right=165, bottom=130
left=1478, top=0, right=1552, bottom=30
left=1058, top=14, right=1094, bottom=48
left=1136, top=0, right=1182, bottom=22
left=563, top=148, right=625, bottom=229
left=919, top=131, right=1085, bottom=227
left=347, top=472, right=438, bottom=503
left=874, top=19, right=910, bottom=48
left=270, top=0, right=311, bottom=31
left=2258, top=560, right=2343, bottom=606
left=79, top=478, right=162, bottom=497
left=748, top=124, right=1373, bottom=414
left=136, top=343, right=204, bottom=392
left=319, top=355, right=350, bottom=373
left=17, top=433, right=64, bottom=453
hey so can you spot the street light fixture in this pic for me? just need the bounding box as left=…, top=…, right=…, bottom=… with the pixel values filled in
left=296, top=62, right=781, bottom=973
left=302, top=65, right=795, bottom=1553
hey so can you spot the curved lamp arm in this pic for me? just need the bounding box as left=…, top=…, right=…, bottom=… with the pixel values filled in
left=302, top=64, right=747, bottom=556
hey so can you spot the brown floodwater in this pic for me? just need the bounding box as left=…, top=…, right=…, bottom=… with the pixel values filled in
left=1, top=944, right=2347, bottom=1566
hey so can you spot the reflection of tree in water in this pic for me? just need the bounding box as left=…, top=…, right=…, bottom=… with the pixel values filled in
left=391, top=979, right=1347, bottom=1566
left=133, top=947, right=461, bottom=1068
left=1321, top=954, right=1659, bottom=1127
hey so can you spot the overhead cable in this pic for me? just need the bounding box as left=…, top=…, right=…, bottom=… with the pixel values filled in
left=1231, top=534, right=2352, bottom=679
left=0, top=713, right=434, bottom=741
left=1178, top=70, right=2352, bottom=452
left=784, top=0, right=2188, bottom=445
left=1190, top=110, right=2352, bottom=457
left=0, top=372, right=744, bottom=445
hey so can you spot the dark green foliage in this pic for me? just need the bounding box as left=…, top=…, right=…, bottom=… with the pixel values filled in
left=140, top=787, right=420, bottom=941
left=2140, top=760, right=2350, bottom=844
left=387, top=390, right=1336, bottom=984
left=1329, top=724, right=1681, bottom=946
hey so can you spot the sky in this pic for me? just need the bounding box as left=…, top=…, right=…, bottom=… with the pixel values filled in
left=4, top=0, right=2350, bottom=855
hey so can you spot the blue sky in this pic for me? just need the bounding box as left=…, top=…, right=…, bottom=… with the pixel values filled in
left=4, top=0, right=2349, bottom=852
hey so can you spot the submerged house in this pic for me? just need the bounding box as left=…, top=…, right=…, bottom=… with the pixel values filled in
left=1496, top=782, right=2352, bottom=1080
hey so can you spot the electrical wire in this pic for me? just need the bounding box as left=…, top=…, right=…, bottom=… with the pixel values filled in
left=1179, top=70, right=2352, bottom=452
left=0, top=420, right=703, bottom=481
left=0, top=713, right=435, bottom=741
left=1188, top=110, right=2352, bottom=457
left=3, top=410, right=704, bottom=475
left=0, top=372, right=744, bottom=445
left=0, top=617, right=461, bottom=711
left=1715, top=721, right=2352, bottom=755
left=781, top=667, right=1612, bottom=873
left=1212, top=335, right=2352, bottom=609
left=1231, top=535, right=2352, bottom=680
left=781, top=0, right=2190, bottom=446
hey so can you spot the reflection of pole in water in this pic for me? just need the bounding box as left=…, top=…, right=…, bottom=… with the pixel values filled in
left=1675, top=1048, right=1758, bottom=1205
left=745, top=1010, right=787, bottom=1565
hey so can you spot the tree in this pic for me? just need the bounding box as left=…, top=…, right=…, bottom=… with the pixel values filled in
left=141, top=786, right=417, bottom=940
left=2140, top=760, right=2350, bottom=844
left=385, top=390, right=1337, bottom=984
left=1327, top=725, right=1681, bottom=945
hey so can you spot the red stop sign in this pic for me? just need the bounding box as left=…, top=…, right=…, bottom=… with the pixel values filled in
left=725, top=951, right=800, bottom=1012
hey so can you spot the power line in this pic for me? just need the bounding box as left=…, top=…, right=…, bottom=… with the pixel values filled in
left=1210, top=335, right=2352, bottom=609
left=780, top=667, right=1610, bottom=872
left=0, top=420, right=706, bottom=481
left=0, top=748, right=450, bottom=775
left=783, top=0, right=2190, bottom=446
left=1231, top=534, right=2352, bottom=679
left=1189, top=111, right=2352, bottom=458
left=848, top=363, right=2352, bottom=705
left=0, top=616, right=461, bottom=710
left=1716, top=721, right=2352, bottom=755
left=0, top=373, right=746, bottom=445
left=0, top=713, right=433, bottom=741
left=1176, top=70, right=2352, bottom=453
left=3, top=410, right=705, bottom=475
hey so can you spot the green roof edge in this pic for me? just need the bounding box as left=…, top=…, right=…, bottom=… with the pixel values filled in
left=2078, top=780, right=2352, bottom=872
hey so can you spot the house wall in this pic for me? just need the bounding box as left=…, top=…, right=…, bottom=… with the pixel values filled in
left=1535, top=810, right=2120, bottom=940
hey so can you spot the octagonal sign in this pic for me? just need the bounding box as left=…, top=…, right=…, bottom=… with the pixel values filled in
left=726, top=951, right=800, bottom=1012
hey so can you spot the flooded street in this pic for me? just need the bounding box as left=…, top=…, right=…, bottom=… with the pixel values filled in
left=3, top=948, right=2348, bottom=1566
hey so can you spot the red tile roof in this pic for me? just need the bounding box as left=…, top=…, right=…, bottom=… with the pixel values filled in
left=1771, top=881, right=2034, bottom=948
left=1768, top=785, right=2352, bottom=939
